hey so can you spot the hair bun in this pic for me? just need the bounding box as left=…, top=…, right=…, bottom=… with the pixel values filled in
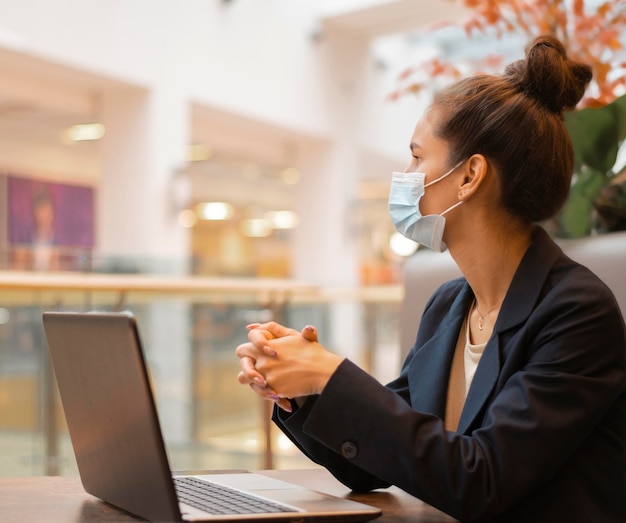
left=504, top=35, right=592, bottom=113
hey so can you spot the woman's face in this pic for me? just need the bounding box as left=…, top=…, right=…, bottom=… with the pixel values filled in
left=406, top=110, right=461, bottom=217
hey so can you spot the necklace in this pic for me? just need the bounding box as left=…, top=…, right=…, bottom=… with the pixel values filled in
left=473, top=299, right=501, bottom=331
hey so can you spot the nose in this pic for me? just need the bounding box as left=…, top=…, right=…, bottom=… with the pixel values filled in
left=403, top=159, right=418, bottom=173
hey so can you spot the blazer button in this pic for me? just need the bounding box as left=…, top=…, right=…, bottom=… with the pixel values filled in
left=340, top=441, right=358, bottom=459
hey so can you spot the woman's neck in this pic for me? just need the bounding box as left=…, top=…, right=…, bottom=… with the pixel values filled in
left=451, top=221, right=533, bottom=312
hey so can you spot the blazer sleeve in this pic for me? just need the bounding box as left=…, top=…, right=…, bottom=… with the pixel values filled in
left=272, top=351, right=420, bottom=492
left=272, top=389, right=391, bottom=492
left=273, top=266, right=626, bottom=521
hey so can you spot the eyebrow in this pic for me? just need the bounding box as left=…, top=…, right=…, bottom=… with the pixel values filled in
left=410, top=142, right=421, bottom=153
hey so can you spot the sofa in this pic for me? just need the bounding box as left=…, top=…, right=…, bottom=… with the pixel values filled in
left=399, top=230, right=626, bottom=360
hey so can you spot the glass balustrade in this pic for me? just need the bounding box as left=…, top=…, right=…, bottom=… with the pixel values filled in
left=0, top=268, right=403, bottom=477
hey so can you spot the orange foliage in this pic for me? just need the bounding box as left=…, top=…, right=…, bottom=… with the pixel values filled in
left=391, top=0, right=626, bottom=108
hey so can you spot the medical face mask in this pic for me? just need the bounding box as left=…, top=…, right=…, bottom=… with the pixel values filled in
left=388, top=161, right=464, bottom=252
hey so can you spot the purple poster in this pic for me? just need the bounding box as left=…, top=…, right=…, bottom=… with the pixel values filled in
left=7, top=175, right=94, bottom=270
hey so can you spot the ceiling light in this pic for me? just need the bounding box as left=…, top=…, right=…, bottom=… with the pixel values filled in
left=196, top=201, right=234, bottom=220
left=240, top=218, right=271, bottom=237
left=265, top=210, right=298, bottom=229
left=64, top=123, right=106, bottom=142
left=187, top=143, right=212, bottom=162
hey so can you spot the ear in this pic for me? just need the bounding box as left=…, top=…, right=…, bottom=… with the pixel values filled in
left=457, top=154, right=488, bottom=200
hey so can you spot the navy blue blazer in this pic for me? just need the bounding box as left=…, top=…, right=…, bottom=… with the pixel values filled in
left=274, top=227, right=626, bottom=522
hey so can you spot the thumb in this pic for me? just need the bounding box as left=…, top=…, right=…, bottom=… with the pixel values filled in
left=301, top=325, right=318, bottom=342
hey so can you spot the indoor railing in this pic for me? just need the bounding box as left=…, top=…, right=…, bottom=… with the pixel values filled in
left=0, top=270, right=403, bottom=477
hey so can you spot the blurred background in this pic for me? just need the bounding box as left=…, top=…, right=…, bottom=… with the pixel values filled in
left=1, top=0, right=619, bottom=478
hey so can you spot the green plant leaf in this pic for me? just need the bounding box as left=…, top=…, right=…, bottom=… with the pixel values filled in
left=565, top=93, right=626, bottom=174
left=613, top=92, right=626, bottom=142
left=559, top=167, right=608, bottom=237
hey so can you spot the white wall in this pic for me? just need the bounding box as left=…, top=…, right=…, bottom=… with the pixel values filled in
left=0, top=0, right=446, bottom=286
left=0, top=0, right=457, bottom=428
left=0, top=0, right=333, bottom=137
left=0, top=0, right=433, bottom=147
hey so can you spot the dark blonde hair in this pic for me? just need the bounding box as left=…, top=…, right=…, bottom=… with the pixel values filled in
left=431, top=35, right=592, bottom=222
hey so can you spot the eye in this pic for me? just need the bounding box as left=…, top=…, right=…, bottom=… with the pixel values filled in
left=409, top=147, right=421, bottom=163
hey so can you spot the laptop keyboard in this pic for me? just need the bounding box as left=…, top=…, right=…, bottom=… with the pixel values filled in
left=174, top=476, right=295, bottom=516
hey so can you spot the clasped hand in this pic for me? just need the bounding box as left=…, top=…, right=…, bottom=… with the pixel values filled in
left=235, top=322, right=343, bottom=412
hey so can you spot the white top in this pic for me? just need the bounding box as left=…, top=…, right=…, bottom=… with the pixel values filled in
left=464, top=316, right=487, bottom=396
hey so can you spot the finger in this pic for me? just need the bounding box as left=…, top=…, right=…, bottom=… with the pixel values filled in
left=248, top=382, right=273, bottom=400
left=257, top=321, right=299, bottom=339
left=246, top=323, right=261, bottom=330
left=248, top=327, right=274, bottom=347
left=245, top=379, right=292, bottom=413
left=237, top=340, right=275, bottom=360
left=235, top=343, right=268, bottom=361
left=249, top=383, right=285, bottom=404
left=301, top=325, right=318, bottom=342
left=275, top=398, right=293, bottom=413
left=235, top=341, right=257, bottom=359
left=237, top=370, right=251, bottom=385
left=246, top=329, right=279, bottom=357
left=253, top=386, right=292, bottom=413
left=239, top=356, right=267, bottom=388
left=262, top=345, right=277, bottom=357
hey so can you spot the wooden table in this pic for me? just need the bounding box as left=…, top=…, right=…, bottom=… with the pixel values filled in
left=0, top=468, right=457, bottom=522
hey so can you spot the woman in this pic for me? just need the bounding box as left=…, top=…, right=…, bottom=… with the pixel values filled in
left=12, top=187, right=61, bottom=271
left=236, top=36, right=626, bottom=522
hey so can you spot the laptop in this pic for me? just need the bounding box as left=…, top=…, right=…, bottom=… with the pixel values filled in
left=42, top=311, right=381, bottom=522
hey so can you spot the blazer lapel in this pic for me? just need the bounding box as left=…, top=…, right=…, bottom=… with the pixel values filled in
left=456, top=226, right=564, bottom=433
left=409, top=285, right=474, bottom=417
left=456, top=337, right=501, bottom=433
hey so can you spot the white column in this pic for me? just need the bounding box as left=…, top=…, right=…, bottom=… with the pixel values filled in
left=293, top=32, right=372, bottom=365
left=97, top=86, right=189, bottom=274
left=98, top=86, right=192, bottom=446
left=294, top=31, right=372, bottom=284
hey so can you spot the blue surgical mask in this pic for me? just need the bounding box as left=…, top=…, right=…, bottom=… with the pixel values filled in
left=388, top=161, right=464, bottom=252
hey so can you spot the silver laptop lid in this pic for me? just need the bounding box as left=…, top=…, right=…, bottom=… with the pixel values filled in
left=43, top=311, right=381, bottom=523
left=43, top=311, right=183, bottom=522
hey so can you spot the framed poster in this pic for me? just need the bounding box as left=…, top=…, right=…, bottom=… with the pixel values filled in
left=6, top=175, right=94, bottom=271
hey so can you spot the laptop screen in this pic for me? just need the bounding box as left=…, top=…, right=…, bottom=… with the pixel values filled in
left=43, top=311, right=182, bottom=522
